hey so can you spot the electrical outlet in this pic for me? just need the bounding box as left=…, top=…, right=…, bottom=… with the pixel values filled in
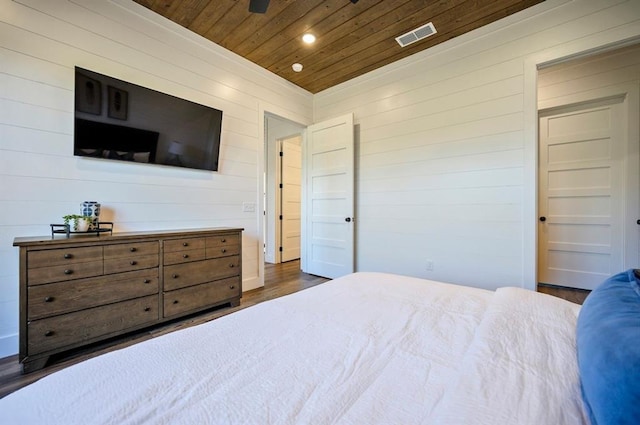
left=426, top=260, right=434, bottom=271
left=242, top=202, right=256, bottom=212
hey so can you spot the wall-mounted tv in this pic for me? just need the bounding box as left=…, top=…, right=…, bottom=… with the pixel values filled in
left=74, top=67, right=223, bottom=172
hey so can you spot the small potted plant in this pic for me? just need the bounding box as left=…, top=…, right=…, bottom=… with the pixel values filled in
left=63, top=214, right=93, bottom=232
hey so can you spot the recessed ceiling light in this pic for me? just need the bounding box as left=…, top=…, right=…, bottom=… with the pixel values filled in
left=292, top=63, right=303, bottom=72
left=302, top=33, right=316, bottom=44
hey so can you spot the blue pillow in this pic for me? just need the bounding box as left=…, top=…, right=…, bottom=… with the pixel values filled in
left=576, top=269, right=640, bottom=425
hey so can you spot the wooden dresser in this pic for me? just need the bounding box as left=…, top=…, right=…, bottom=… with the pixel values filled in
left=13, top=227, right=243, bottom=373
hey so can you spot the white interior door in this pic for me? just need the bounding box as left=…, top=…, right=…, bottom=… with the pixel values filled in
left=303, top=113, right=354, bottom=278
left=538, top=98, right=627, bottom=290
left=280, top=135, right=302, bottom=262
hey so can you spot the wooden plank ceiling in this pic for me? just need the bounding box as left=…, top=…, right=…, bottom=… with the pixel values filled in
left=133, top=0, right=544, bottom=93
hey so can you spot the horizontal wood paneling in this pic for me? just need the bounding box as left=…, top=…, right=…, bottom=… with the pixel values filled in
left=0, top=0, right=312, bottom=357
left=358, top=95, right=525, bottom=143
left=538, top=43, right=640, bottom=106
left=356, top=76, right=525, bottom=132
left=360, top=132, right=523, bottom=169
left=314, top=0, right=640, bottom=290
left=360, top=114, right=525, bottom=158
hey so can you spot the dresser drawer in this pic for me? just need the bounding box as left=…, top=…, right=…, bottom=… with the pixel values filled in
left=163, top=277, right=240, bottom=318
left=206, top=234, right=240, bottom=259
left=103, top=241, right=159, bottom=259
left=206, top=243, right=240, bottom=259
left=164, top=237, right=205, bottom=253
left=206, top=234, right=239, bottom=247
left=28, top=261, right=103, bottom=286
left=28, top=246, right=103, bottom=269
left=104, top=254, right=159, bottom=274
left=164, top=256, right=240, bottom=291
left=164, top=248, right=206, bottom=265
left=28, top=269, right=159, bottom=320
left=27, top=295, right=159, bottom=355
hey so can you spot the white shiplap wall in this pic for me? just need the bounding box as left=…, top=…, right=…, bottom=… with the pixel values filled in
left=538, top=43, right=640, bottom=108
left=314, top=0, right=640, bottom=290
left=0, top=0, right=312, bottom=357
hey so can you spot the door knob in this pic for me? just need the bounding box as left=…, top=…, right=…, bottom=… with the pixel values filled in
left=539, top=216, right=546, bottom=222
left=345, top=217, right=351, bottom=222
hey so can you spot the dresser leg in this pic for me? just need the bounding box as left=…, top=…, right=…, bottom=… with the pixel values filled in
left=229, top=298, right=240, bottom=307
left=22, top=356, right=49, bottom=374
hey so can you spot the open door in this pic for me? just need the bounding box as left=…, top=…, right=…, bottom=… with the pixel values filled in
left=302, top=113, right=355, bottom=278
left=538, top=99, right=627, bottom=290
left=280, top=135, right=302, bottom=262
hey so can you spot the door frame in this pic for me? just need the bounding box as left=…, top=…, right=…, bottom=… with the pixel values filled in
left=257, top=103, right=311, bottom=289
left=523, top=37, right=640, bottom=291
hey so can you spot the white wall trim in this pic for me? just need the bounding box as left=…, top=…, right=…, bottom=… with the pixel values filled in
left=257, top=102, right=312, bottom=288
left=243, top=276, right=262, bottom=292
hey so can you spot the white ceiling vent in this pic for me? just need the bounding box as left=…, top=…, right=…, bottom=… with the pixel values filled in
left=395, top=22, right=437, bottom=47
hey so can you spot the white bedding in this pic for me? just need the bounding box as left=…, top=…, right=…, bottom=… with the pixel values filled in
left=0, top=272, right=588, bottom=424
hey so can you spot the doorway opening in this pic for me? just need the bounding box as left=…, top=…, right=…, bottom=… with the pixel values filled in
left=536, top=43, right=640, bottom=290
left=264, top=113, right=305, bottom=265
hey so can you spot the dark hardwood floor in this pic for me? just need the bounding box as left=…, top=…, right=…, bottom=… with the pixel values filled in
left=537, top=282, right=590, bottom=305
left=0, top=262, right=588, bottom=399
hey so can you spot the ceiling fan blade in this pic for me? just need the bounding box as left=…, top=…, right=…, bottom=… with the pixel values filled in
left=249, top=0, right=270, bottom=13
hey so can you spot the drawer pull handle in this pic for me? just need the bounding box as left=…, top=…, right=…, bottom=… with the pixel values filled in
left=143, top=279, right=150, bottom=284
left=173, top=300, right=179, bottom=304
left=44, top=330, right=54, bottom=337
left=63, top=253, right=72, bottom=259
left=221, top=249, right=227, bottom=253
left=229, top=264, right=235, bottom=268
left=172, top=274, right=178, bottom=279
left=44, top=296, right=54, bottom=303
left=229, top=285, right=235, bottom=290
left=182, top=242, right=188, bottom=247
left=183, top=254, right=189, bottom=258
left=130, top=261, right=137, bottom=265
left=64, top=269, right=73, bottom=275
left=130, top=247, right=137, bottom=252
left=221, top=238, right=226, bottom=243
left=144, top=307, right=151, bottom=312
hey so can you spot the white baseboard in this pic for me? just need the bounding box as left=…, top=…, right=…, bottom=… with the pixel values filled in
left=242, top=276, right=263, bottom=292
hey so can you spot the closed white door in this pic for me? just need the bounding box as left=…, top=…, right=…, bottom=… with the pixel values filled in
left=280, top=136, right=302, bottom=262
left=303, top=113, right=354, bottom=278
left=538, top=99, right=627, bottom=290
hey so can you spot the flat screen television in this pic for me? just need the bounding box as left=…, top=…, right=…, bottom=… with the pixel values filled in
left=74, top=67, right=223, bottom=172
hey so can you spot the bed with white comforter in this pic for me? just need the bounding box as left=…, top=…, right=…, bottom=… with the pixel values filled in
left=0, top=272, right=589, bottom=424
